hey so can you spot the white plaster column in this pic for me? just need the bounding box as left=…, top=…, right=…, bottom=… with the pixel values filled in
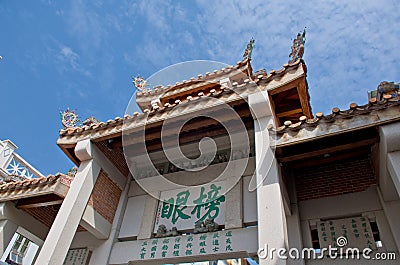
left=378, top=123, right=400, bottom=253
left=378, top=123, right=400, bottom=201
left=225, top=177, right=243, bottom=229
left=0, top=219, right=18, bottom=255
left=34, top=139, right=101, bottom=265
left=137, top=194, right=159, bottom=240
left=387, top=151, right=400, bottom=197
left=0, top=201, right=48, bottom=256
left=249, top=92, right=288, bottom=265
left=286, top=176, right=304, bottom=265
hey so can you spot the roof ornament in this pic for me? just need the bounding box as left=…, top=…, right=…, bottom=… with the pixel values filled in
left=82, top=116, right=100, bottom=127
left=60, top=108, right=80, bottom=129
left=67, top=166, right=78, bottom=178
left=133, top=74, right=151, bottom=93
left=243, top=38, right=255, bottom=60
left=289, top=28, right=306, bottom=64
left=376, top=81, right=399, bottom=101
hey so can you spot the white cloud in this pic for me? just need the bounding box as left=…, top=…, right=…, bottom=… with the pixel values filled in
left=191, top=0, right=400, bottom=112
left=57, top=45, right=91, bottom=77
left=52, top=0, right=400, bottom=113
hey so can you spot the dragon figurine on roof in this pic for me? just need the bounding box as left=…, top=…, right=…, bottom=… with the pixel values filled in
left=133, top=74, right=151, bottom=93
left=289, top=28, right=306, bottom=64
left=243, top=38, right=255, bottom=60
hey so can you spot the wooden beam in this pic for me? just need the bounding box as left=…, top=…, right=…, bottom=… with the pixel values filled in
left=276, top=108, right=303, bottom=118
left=297, top=77, right=313, bottom=118
left=279, top=138, right=378, bottom=163
left=16, top=194, right=64, bottom=209
left=287, top=147, right=371, bottom=169
left=17, top=200, right=64, bottom=209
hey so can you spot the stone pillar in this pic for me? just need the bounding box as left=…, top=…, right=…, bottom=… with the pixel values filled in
left=378, top=123, right=400, bottom=201
left=387, top=151, right=400, bottom=197
left=249, top=92, right=288, bottom=265
left=0, top=219, right=18, bottom=255
left=379, top=123, right=400, bottom=252
left=137, top=195, right=159, bottom=240
left=225, top=177, right=243, bottom=229
left=34, top=139, right=101, bottom=265
left=286, top=177, right=304, bottom=265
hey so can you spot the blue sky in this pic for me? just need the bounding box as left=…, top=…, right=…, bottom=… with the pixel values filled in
left=1, top=0, right=399, bottom=175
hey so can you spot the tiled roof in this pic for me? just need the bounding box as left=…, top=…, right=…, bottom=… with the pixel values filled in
left=57, top=57, right=400, bottom=148
left=135, top=58, right=251, bottom=99
left=271, top=94, right=400, bottom=146
left=57, top=59, right=305, bottom=142
left=0, top=173, right=72, bottom=201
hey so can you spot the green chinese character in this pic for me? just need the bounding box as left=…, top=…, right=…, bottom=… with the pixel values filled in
left=185, top=249, right=193, bottom=255
left=213, top=239, right=219, bottom=246
left=161, top=198, right=174, bottom=219
left=355, top=234, right=360, bottom=238
left=173, top=250, right=179, bottom=257
left=226, top=238, right=232, bottom=244
left=174, top=244, right=180, bottom=249
left=140, top=253, right=145, bottom=259
left=226, top=245, right=233, bottom=251
left=175, top=237, right=181, bottom=243
left=162, top=239, right=170, bottom=244
left=213, top=246, right=219, bottom=252
left=140, top=247, right=146, bottom=252
left=362, top=222, right=367, bottom=227
left=225, top=231, right=232, bottom=237
left=187, top=236, right=193, bottom=242
left=193, top=187, right=207, bottom=205
left=152, top=239, right=158, bottom=245
left=200, top=241, right=207, bottom=247
left=151, top=246, right=157, bottom=252
left=186, top=243, right=193, bottom=248
left=200, top=248, right=206, bottom=254
left=141, top=241, right=148, bottom=246
left=191, top=184, right=226, bottom=222
left=150, top=252, right=155, bottom=258
left=161, top=191, right=191, bottom=224
left=162, top=245, right=169, bottom=250
left=200, top=235, right=207, bottom=240
left=162, top=251, right=167, bottom=258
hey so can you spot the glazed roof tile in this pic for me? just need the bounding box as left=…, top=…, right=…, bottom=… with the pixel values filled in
left=57, top=57, right=400, bottom=147
left=271, top=94, right=400, bottom=146
left=135, top=59, right=250, bottom=99
left=0, top=173, right=72, bottom=202
left=58, top=59, right=304, bottom=142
